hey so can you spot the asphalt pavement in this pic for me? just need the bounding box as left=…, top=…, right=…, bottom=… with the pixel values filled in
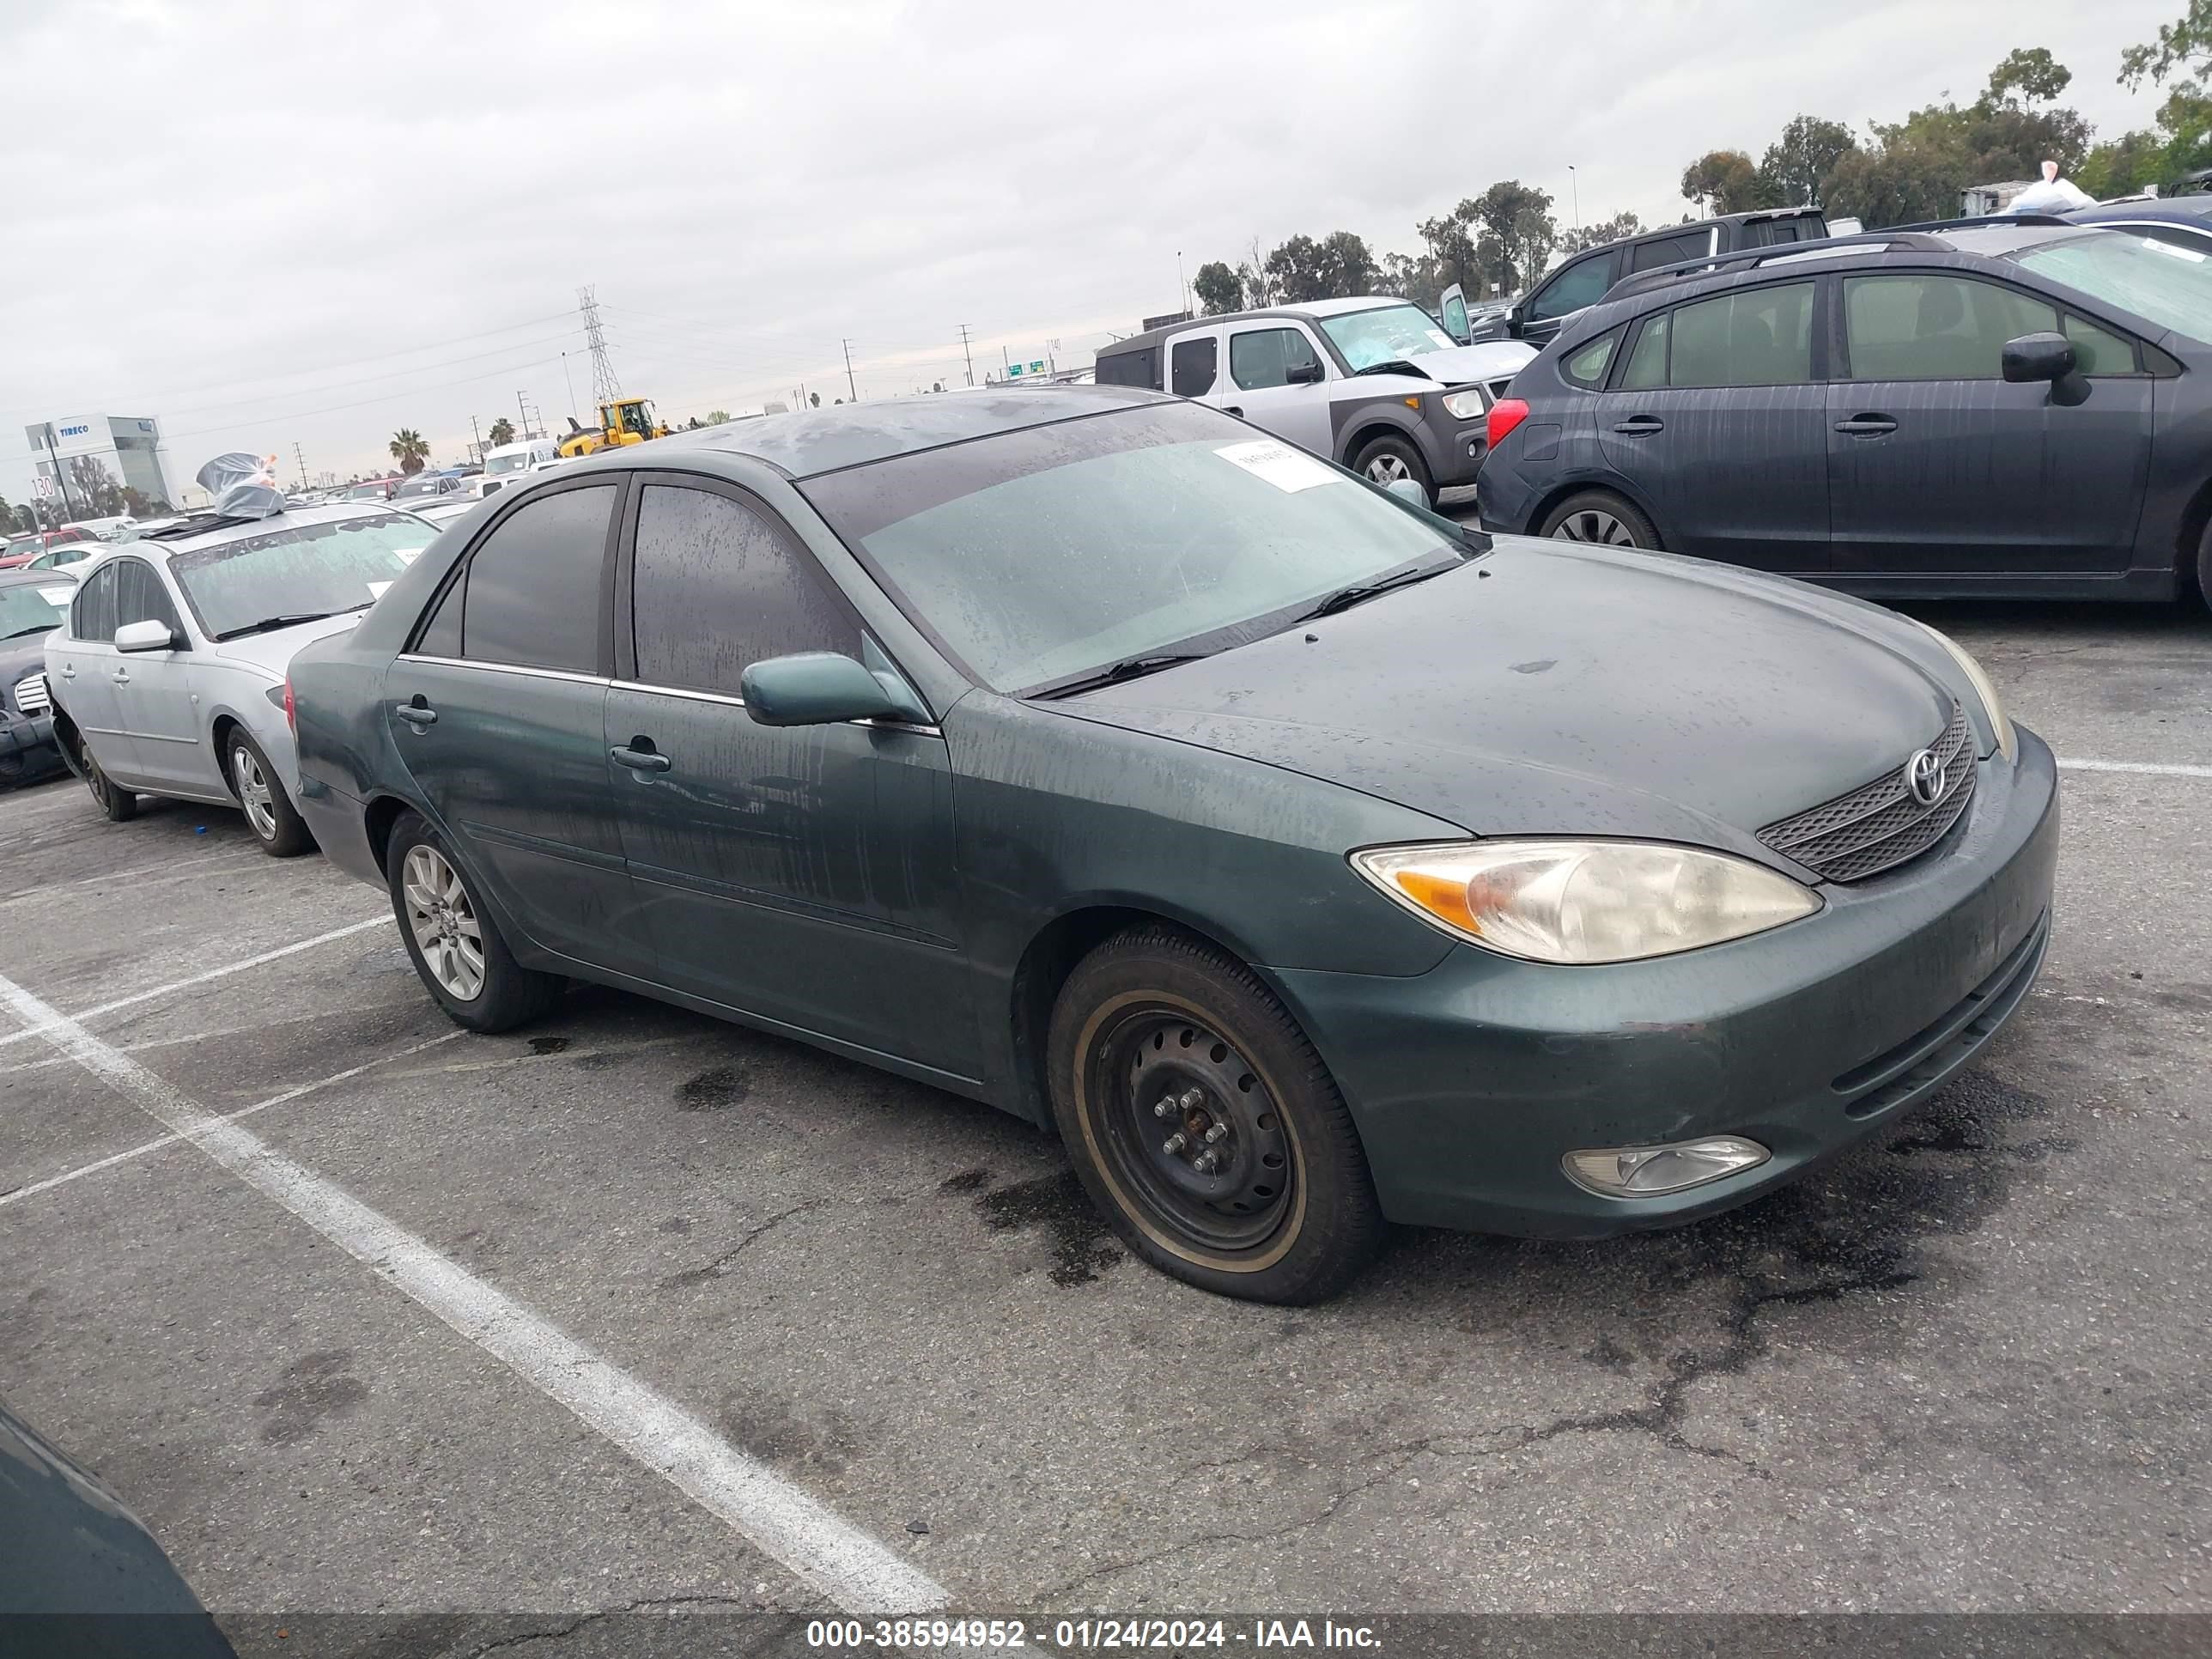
left=2, top=595, right=2207, bottom=1649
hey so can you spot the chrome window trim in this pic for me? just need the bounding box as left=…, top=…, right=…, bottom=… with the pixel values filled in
left=395, top=653, right=610, bottom=687
left=611, top=676, right=943, bottom=737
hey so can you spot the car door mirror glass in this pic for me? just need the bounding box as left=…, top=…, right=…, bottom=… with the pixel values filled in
left=114, top=618, right=180, bottom=653
left=741, top=652, right=901, bottom=727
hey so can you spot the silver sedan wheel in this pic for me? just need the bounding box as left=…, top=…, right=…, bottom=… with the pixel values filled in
left=1364, top=453, right=1414, bottom=486
left=1551, top=508, right=1639, bottom=545
left=232, top=744, right=278, bottom=841
left=403, top=844, right=485, bottom=1001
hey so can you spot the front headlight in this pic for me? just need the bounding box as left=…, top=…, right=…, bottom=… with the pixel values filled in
left=1351, top=839, right=1821, bottom=964
left=1440, top=388, right=1487, bottom=420
left=1915, top=622, right=2015, bottom=761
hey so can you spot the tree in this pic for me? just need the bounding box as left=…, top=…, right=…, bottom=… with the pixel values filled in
left=389, top=429, right=429, bottom=474
left=1193, top=259, right=1243, bottom=315
left=1418, top=208, right=1479, bottom=296
left=1759, top=117, right=1857, bottom=206
left=2120, top=2, right=2212, bottom=92
left=487, top=416, right=515, bottom=447
left=1680, top=149, right=1768, bottom=215
left=705, top=409, right=732, bottom=424
left=1376, top=249, right=1445, bottom=311
left=2076, top=128, right=2168, bottom=197
left=2116, top=4, right=2212, bottom=190
left=1986, top=46, right=2071, bottom=107
left=1555, top=210, right=1644, bottom=258
left=1471, top=181, right=1554, bottom=293
left=1262, top=230, right=1376, bottom=302
left=808, top=392, right=821, bottom=408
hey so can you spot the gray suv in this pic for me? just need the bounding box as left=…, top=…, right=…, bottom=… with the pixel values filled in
left=1094, top=296, right=1534, bottom=504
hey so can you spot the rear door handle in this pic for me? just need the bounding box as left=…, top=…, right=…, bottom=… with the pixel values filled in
left=611, top=744, right=671, bottom=773
left=1223, top=404, right=1244, bottom=416
left=112, top=670, right=130, bottom=685
left=1611, top=415, right=1664, bottom=434
left=1834, top=416, right=1899, bottom=435
left=59, top=664, right=75, bottom=680
left=395, top=704, right=437, bottom=727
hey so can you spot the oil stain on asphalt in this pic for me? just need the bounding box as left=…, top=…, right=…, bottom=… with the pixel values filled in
left=676, top=1065, right=752, bottom=1110
left=974, top=1169, right=1123, bottom=1287
left=253, top=1350, right=368, bottom=1446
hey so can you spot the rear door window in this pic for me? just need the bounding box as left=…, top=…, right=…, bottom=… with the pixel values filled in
left=1529, top=252, right=1617, bottom=321
left=1662, top=282, right=1816, bottom=386
left=1228, top=326, right=1322, bottom=390
left=454, top=483, right=617, bottom=672
left=1170, top=335, right=1219, bottom=397
left=1095, top=346, right=1159, bottom=389
left=629, top=484, right=857, bottom=696
left=1843, top=275, right=2059, bottom=380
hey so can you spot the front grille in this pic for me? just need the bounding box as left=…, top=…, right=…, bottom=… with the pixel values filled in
left=12, top=672, right=50, bottom=717
left=1759, top=703, right=1976, bottom=883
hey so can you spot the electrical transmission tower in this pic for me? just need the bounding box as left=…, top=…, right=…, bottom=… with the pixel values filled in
left=578, top=285, right=620, bottom=404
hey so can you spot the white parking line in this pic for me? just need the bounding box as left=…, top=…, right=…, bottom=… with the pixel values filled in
left=0, top=966, right=951, bottom=1617
left=0, top=915, right=392, bottom=1050
left=0, top=1031, right=464, bottom=1210
left=2057, top=757, right=2212, bottom=779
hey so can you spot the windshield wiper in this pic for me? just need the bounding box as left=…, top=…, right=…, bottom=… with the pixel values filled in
left=1352, top=359, right=1431, bottom=379
left=1, top=624, right=55, bottom=640
left=216, top=611, right=332, bottom=641
left=1296, top=561, right=1458, bottom=622
left=1029, top=653, right=1212, bottom=701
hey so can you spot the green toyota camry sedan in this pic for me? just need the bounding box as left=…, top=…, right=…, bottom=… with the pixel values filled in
left=287, top=386, right=2057, bottom=1304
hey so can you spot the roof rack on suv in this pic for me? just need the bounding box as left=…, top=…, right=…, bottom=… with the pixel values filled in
left=1602, top=232, right=1962, bottom=303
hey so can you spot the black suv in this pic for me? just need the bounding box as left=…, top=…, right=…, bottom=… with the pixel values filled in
left=1449, top=209, right=1829, bottom=350
left=1477, top=222, right=2212, bottom=601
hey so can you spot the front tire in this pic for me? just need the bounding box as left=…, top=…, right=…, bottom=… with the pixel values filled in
left=2196, top=515, right=2212, bottom=610
left=79, top=735, right=137, bottom=822
left=1046, top=927, right=1383, bottom=1304
left=386, top=811, right=562, bottom=1033
left=1350, top=432, right=1436, bottom=507
left=228, top=731, right=313, bottom=857
left=1539, top=489, right=1661, bottom=549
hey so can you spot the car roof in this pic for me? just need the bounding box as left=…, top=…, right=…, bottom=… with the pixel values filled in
left=637, top=383, right=1175, bottom=478
left=2066, top=198, right=2212, bottom=227
left=1098, top=295, right=1419, bottom=356
left=126, top=501, right=428, bottom=557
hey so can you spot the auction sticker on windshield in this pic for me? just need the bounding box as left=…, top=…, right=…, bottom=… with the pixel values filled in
left=1214, top=439, right=1340, bottom=493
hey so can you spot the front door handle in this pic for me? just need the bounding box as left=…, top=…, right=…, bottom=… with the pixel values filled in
left=59, top=664, right=75, bottom=680
left=611, top=743, right=671, bottom=773
left=112, top=670, right=130, bottom=685
left=395, top=702, right=437, bottom=727
left=1611, top=415, right=1664, bottom=434
left=1834, top=416, right=1899, bottom=436
left=1224, top=404, right=1244, bottom=416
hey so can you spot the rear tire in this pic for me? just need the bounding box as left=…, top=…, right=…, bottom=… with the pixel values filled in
left=386, top=811, right=562, bottom=1033
left=1045, top=927, right=1383, bottom=1304
left=2196, top=515, right=2212, bottom=610
left=228, top=731, right=313, bottom=857
left=1539, top=489, right=1662, bottom=550
left=79, top=735, right=137, bottom=822
left=1349, top=432, right=1436, bottom=507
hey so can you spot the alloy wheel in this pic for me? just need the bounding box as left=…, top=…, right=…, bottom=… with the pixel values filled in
left=1552, top=508, right=1638, bottom=545
left=403, top=844, right=485, bottom=1001
left=1089, top=1007, right=1295, bottom=1255
left=1364, top=453, right=1413, bottom=486
left=234, top=744, right=277, bottom=840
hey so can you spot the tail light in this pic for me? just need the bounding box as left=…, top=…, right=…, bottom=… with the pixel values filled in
left=283, top=678, right=296, bottom=732
left=1487, top=398, right=1531, bottom=449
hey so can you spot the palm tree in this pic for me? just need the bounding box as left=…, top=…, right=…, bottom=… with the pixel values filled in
left=389, top=428, right=430, bottom=475
left=486, top=417, right=515, bottom=447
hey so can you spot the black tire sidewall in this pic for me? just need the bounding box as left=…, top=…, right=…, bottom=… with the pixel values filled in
left=385, top=812, right=560, bottom=1033
left=1540, top=489, right=1661, bottom=549
left=82, top=738, right=135, bottom=821
left=1046, top=929, right=1382, bottom=1304
left=228, top=731, right=313, bottom=857
left=1352, top=433, right=1435, bottom=505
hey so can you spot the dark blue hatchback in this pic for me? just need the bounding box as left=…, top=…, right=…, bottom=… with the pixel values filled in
left=1478, top=222, right=2212, bottom=602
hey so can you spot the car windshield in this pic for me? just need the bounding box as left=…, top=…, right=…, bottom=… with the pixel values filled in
left=1316, top=304, right=1459, bottom=369
left=3, top=538, right=39, bottom=558
left=168, top=513, right=428, bottom=639
left=2012, top=232, right=2212, bottom=342
left=485, top=452, right=535, bottom=474
left=0, top=583, right=69, bottom=639
left=800, top=401, right=1465, bottom=692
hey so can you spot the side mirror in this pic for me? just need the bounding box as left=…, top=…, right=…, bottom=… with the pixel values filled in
left=1385, top=477, right=1427, bottom=506
left=1285, top=359, right=1326, bottom=385
left=741, top=652, right=900, bottom=727
left=2002, top=331, right=2090, bottom=406
left=114, top=618, right=181, bottom=653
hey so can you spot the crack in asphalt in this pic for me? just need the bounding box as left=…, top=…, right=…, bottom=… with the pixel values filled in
left=453, top=1594, right=765, bottom=1657
left=658, top=1201, right=824, bottom=1291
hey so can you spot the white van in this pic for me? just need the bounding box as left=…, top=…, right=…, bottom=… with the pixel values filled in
left=472, top=438, right=561, bottom=499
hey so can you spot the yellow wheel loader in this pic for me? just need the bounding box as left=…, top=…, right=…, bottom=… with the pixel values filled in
left=557, top=397, right=669, bottom=459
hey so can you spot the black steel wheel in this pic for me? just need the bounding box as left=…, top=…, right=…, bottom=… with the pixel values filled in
left=80, top=735, right=137, bottom=822
left=1047, top=927, right=1382, bottom=1303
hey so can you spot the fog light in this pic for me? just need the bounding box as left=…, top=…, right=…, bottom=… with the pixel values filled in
left=1563, top=1135, right=1770, bottom=1198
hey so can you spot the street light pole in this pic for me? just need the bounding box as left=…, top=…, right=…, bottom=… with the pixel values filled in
left=1569, top=164, right=1579, bottom=233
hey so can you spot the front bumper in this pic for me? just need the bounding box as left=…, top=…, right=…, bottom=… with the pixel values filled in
left=0, top=713, right=63, bottom=782
left=1269, top=729, right=2060, bottom=1237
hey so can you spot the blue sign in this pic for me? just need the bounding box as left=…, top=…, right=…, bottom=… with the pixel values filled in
left=58, top=423, right=89, bottom=438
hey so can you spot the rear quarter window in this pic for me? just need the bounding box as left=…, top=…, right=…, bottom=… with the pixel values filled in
left=1560, top=326, right=1624, bottom=388
left=1095, top=346, right=1160, bottom=389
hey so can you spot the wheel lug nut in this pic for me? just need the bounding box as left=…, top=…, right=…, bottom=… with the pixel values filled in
left=1152, top=1099, right=1175, bottom=1119
left=1178, top=1087, right=1204, bottom=1110
left=1203, top=1123, right=1228, bottom=1145
left=1162, top=1133, right=1187, bottom=1155
left=1194, top=1152, right=1219, bottom=1176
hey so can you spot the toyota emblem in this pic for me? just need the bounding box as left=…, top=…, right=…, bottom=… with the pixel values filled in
left=1905, top=747, right=1947, bottom=807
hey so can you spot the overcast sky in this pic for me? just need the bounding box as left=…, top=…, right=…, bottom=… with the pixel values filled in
left=0, top=0, right=2179, bottom=500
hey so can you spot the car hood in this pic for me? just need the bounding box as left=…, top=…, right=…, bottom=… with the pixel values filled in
left=1399, top=340, right=1538, bottom=386
left=208, top=611, right=367, bottom=678
left=1052, top=538, right=1955, bottom=860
